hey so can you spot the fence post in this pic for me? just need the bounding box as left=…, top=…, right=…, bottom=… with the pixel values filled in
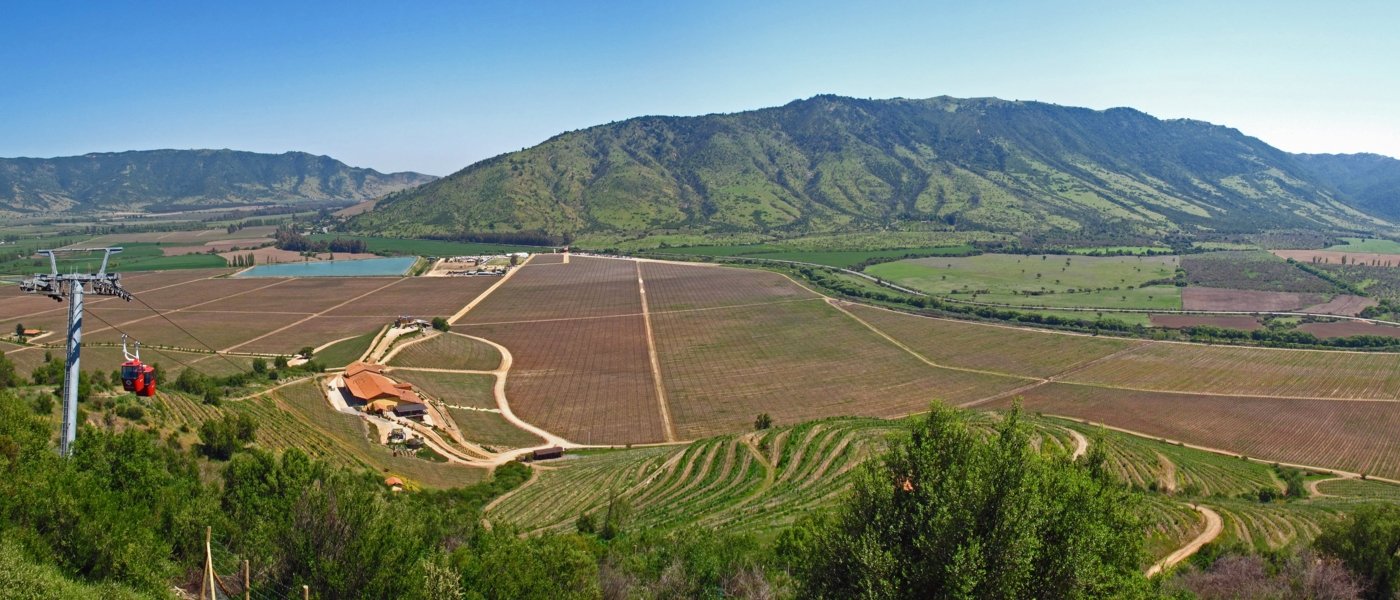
left=243, top=559, right=250, bottom=600
left=304, top=584, right=310, bottom=599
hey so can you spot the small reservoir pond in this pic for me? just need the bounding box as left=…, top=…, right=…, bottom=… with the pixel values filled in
left=235, top=256, right=417, bottom=277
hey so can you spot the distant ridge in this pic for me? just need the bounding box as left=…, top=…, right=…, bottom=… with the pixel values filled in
left=0, top=149, right=436, bottom=213
left=353, top=95, right=1392, bottom=241
left=1292, top=152, right=1400, bottom=222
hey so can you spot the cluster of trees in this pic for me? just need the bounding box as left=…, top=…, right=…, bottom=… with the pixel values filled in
left=273, top=227, right=369, bottom=254
left=0, top=385, right=1398, bottom=597
left=228, top=253, right=258, bottom=267
left=1181, top=324, right=1400, bottom=350
left=197, top=413, right=257, bottom=460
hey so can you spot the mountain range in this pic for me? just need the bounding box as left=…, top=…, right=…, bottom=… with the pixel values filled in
left=350, top=95, right=1396, bottom=242
left=0, top=149, right=435, bottom=214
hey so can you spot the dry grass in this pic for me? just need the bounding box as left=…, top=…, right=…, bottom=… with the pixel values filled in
left=387, top=333, right=501, bottom=371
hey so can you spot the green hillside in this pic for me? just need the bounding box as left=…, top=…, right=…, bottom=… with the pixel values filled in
left=1294, top=152, right=1400, bottom=221
left=352, top=95, right=1392, bottom=243
left=0, top=149, right=436, bottom=213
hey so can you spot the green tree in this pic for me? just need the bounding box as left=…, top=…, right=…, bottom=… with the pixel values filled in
left=251, top=357, right=268, bottom=374
left=782, top=403, right=1150, bottom=599
left=431, top=317, right=451, bottom=332
left=298, top=346, right=315, bottom=359
left=14, top=323, right=24, bottom=338
left=754, top=412, right=773, bottom=430
left=1315, top=503, right=1400, bottom=600
left=0, top=355, right=17, bottom=389
left=197, top=413, right=258, bottom=460
left=274, top=355, right=289, bottom=369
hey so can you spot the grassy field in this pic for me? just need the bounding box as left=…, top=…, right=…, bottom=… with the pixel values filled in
left=307, top=234, right=549, bottom=257
left=314, top=328, right=380, bottom=367
left=1326, top=237, right=1400, bottom=254
left=866, top=253, right=1182, bottom=310
left=0, top=242, right=227, bottom=275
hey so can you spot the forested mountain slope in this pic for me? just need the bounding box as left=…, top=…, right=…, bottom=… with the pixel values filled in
left=1294, top=152, right=1400, bottom=221
left=0, top=149, right=435, bottom=213
left=353, top=95, right=1390, bottom=241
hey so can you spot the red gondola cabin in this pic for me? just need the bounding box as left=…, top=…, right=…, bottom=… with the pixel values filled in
left=120, top=335, right=157, bottom=397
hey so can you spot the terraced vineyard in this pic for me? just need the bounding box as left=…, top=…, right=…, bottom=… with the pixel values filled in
left=1316, top=478, right=1400, bottom=500
left=1139, top=495, right=1208, bottom=565
left=1059, top=421, right=1282, bottom=497
left=1208, top=498, right=1345, bottom=551
left=488, top=418, right=901, bottom=536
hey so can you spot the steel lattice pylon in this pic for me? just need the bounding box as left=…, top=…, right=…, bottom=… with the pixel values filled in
left=19, top=248, right=131, bottom=456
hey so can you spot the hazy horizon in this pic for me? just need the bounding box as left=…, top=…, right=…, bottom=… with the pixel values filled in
left=3, top=0, right=1397, bottom=176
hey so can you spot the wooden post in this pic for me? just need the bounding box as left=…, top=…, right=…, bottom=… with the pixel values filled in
left=303, top=584, right=310, bottom=599
left=202, top=526, right=215, bottom=600
left=243, top=559, right=250, bottom=600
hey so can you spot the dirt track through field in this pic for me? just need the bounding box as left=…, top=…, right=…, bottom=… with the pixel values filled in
left=1147, top=505, right=1222, bottom=577
left=637, top=262, right=678, bottom=442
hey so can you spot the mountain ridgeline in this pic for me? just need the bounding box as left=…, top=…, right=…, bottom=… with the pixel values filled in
left=0, top=149, right=436, bottom=213
left=353, top=95, right=1394, bottom=242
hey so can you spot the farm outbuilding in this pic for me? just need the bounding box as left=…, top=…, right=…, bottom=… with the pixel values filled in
left=393, top=402, right=428, bottom=420
left=532, top=446, right=564, bottom=461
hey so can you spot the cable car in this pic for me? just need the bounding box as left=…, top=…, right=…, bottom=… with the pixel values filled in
left=120, top=334, right=157, bottom=397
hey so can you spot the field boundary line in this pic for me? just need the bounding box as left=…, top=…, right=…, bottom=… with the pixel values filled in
left=827, top=298, right=1040, bottom=382
left=637, top=262, right=678, bottom=443
left=1039, top=414, right=1400, bottom=486
left=219, top=278, right=409, bottom=353
left=459, top=296, right=825, bottom=328
left=378, top=330, right=440, bottom=365
left=83, top=278, right=295, bottom=338
left=1051, top=378, right=1400, bottom=404
left=447, top=254, right=534, bottom=325
left=1146, top=504, right=1222, bottom=577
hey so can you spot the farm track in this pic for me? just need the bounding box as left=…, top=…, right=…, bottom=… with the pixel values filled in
left=636, top=262, right=677, bottom=442
left=1147, top=505, right=1222, bottom=577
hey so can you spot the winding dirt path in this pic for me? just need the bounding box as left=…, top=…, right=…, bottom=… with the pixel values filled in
left=1307, top=476, right=1348, bottom=498
left=1067, top=427, right=1089, bottom=460
left=1147, top=504, right=1223, bottom=577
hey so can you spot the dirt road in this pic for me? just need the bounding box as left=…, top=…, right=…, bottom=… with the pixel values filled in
left=1147, top=504, right=1223, bottom=577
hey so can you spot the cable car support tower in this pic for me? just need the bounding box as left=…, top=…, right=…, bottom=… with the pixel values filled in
left=19, top=248, right=131, bottom=456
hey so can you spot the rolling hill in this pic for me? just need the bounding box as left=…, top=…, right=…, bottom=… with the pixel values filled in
left=352, top=95, right=1392, bottom=242
left=0, top=149, right=435, bottom=213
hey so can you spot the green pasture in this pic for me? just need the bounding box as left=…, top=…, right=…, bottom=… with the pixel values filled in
left=1326, top=237, right=1400, bottom=254
left=866, top=253, right=1180, bottom=310
left=0, top=242, right=226, bottom=275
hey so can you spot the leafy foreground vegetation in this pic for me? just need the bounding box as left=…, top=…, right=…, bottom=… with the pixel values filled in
left=3, top=387, right=1398, bottom=598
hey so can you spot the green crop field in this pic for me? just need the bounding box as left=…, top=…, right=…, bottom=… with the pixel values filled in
left=866, top=253, right=1182, bottom=310
left=306, top=234, right=548, bottom=257
left=314, top=328, right=380, bottom=368
left=0, top=242, right=227, bottom=275
left=1326, top=237, right=1400, bottom=254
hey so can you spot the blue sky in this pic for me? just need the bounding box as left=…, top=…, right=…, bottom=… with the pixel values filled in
left=2, top=0, right=1396, bottom=175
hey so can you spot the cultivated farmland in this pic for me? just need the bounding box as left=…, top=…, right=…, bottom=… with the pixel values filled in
left=1009, top=383, right=1400, bottom=480
left=1180, top=287, right=1326, bottom=312
left=1059, top=342, right=1400, bottom=399
left=387, top=332, right=502, bottom=371
left=651, top=299, right=1026, bottom=439
left=839, top=303, right=1137, bottom=378
left=460, top=256, right=642, bottom=323
left=466, top=316, right=664, bottom=445
left=639, top=261, right=818, bottom=311
left=865, top=253, right=1181, bottom=310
